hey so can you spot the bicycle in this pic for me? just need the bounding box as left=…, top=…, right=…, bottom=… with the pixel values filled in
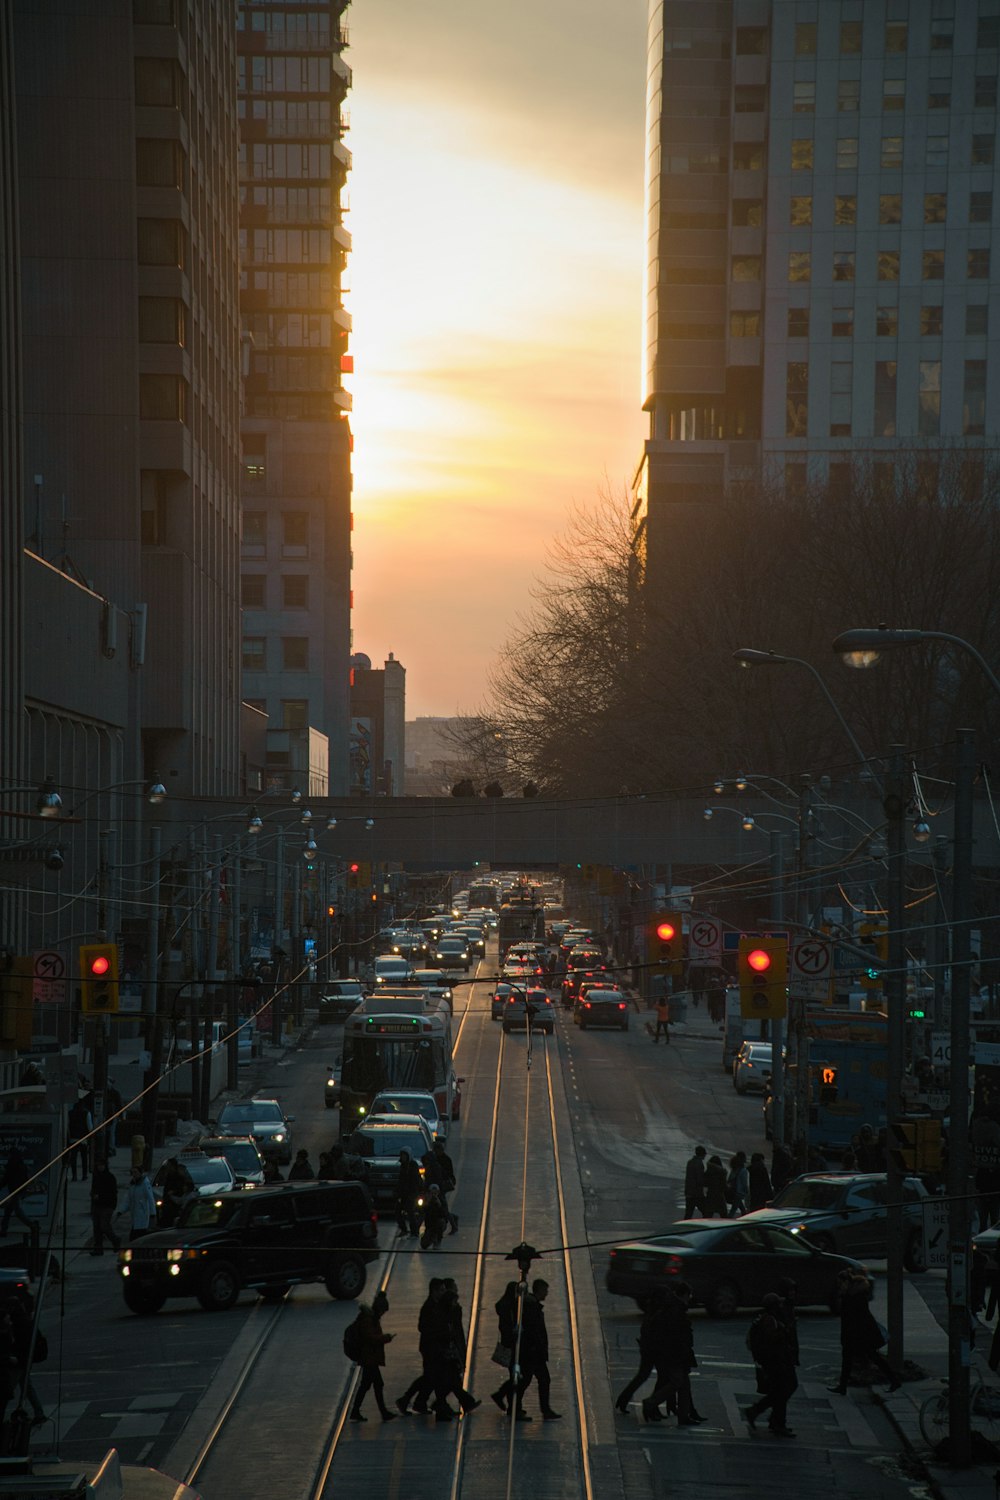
left=918, top=1377, right=1000, bottom=1448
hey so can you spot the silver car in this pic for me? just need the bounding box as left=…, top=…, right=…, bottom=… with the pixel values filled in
left=215, top=1097, right=294, bottom=1164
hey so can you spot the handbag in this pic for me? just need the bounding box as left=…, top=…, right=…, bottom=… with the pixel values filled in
left=491, top=1340, right=512, bottom=1368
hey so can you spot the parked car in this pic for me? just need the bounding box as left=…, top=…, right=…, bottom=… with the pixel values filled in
left=119, top=1180, right=379, bottom=1314
left=369, top=1089, right=447, bottom=1140
left=341, top=1116, right=436, bottom=1205
left=606, top=1218, right=861, bottom=1316
left=214, top=1097, right=294, bottom=1164
left=194, top=1135, right=266, bottom=1187
left=502, top=988, right=555, bottom=1035
left=575, top=988, right=629, bottom=1030
left=317, top=980, right=366, bottom=1023
left=733, top=1040, right=773, bottom=1094
left=741, top=1172, right=930, bottom=1271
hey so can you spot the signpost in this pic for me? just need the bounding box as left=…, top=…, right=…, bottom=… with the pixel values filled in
left=922, top=1198, right=949, bottom=1270
left=789, top=937, right=833, bottom=1003
left=688, top=916, right=722, bottom=963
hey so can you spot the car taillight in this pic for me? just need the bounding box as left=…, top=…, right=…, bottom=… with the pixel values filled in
left=661, top=1256, right=684, bottom=1275
left=584, top=1001, right=591, bottom=1008
left=618, top=1003, right=627, bottom=1010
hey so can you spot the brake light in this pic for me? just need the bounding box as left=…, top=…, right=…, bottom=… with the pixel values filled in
left=618, top=1003, right=627, bottom=1010
left=584, top=1001, right=591, bottom=1009
left=661, top=1256, right=684, bottom=1276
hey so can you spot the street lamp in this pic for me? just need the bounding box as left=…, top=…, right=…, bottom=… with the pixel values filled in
left=733, top=648, right=883, bottom=792
left=833, top=625, right=1000, bottom=698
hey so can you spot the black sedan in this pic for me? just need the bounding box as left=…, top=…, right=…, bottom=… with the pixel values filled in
left=606, top=1219, right=861, bottom=1317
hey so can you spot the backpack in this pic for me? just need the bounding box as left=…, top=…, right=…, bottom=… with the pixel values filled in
left=343, top=1315, right=363, bottom=1364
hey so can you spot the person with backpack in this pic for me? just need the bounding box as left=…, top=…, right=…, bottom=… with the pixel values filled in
left=347, top=1291, right=397, bottom=1422
left=742, top=1292, right=798, bottom=1437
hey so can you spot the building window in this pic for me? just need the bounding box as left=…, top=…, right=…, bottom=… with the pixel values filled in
left=730, top=310, right=761, bottom=336
left=735, top=84, right=767, bottom=113
left=920, top=304, right=944, bottom=335
left=140, top=470, right=168, bottom=546
left=928, top=83, right=951, bottom=108
left=243, top=433, right=266, bottom=480
left=789, top=195, right=812, bottom=225
left=136, top=138, right=184, bottom=189
left=139, top=374, right=187, bottom=422
left=926, top=135, right=949, bottom=168
left=134, top=56, right=180, bottom=107
left=281, top=700, right=309, bottom=730
left=834, top=194, right=857, bottom=224
left=878, top=250, right=901, bottom=280
left=733, top=143, right=765, bottom=170
left=972, top=133, right=996, bottom=165
left=975, top=74, right=998, bottom=108
left=733, top=198, right=764, bottom=226
left=880, top=194, right=902, bottom=224
left=970, top=190, right=993, bottom=222
left=282, top=574, right=309, bottom=608
left=922, top=250, right=945, bottom=280
left=967, top=303, right=989, bottom=336
left=881, top=136, right=903, bottom=168
left=787, top=307, right=810, bottom=338
left=137, top=218, right=186, bottom=268
left=795, top=22, right=817, bottom=55
left=732, top=255, right=762, bottom=281
left=930, top=19, right=953, bottom=49
left=242, top=574, right=266, bottom=608
left=874, top=362, right=898, bottom=436
left=918, top=360, right=942, bottom=435
left=282, top=637, right=309, bottom=672
left=883, top=78, right=906, bottom=111
left=786, top=362, right=809, bottom=436
left=793, top=81, right=815, bottom=113
left=925, top=192, right=947, bottom=223
left=964, top=360, right=987, bottom=434
left=832, top=306, right=854, bottom=337
left=736, top=26, right=767, bottom=54
left=830, top=361, right=853, bottom=436
left=837, top=138, right=859, bottom=169
left=243, top=512, right=266, bottom=552
left=282, top=512, right=308, bottom=555
left=876, top=305, right=899, bottom=336
left=791, top=139, right=814, bottom=170
left=969, top=248, right=991, bottom=279
left=833, top=251, right=856, bottom=282
left=979, top=16, right=1000, bottom=48
left=838, top=79, right=860, bottom=111
left=788, top=251, right=811, bottom=282
left=885, top=22, right=908, bottom=52
left=138, top=296, right=185, bottom=345
left=242, top=636, right=266, bottom=672
left=841, top=20, right=863, bottom=53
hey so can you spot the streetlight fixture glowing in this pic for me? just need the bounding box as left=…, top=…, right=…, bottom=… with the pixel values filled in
left=36, top=777, right=62, bottom=818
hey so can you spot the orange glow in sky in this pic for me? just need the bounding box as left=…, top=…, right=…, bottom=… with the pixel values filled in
left=347, top=2, right=647, bottom=719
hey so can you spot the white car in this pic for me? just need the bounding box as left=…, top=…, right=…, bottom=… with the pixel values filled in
left=372, top=956, right=414, bottom=987
left=368, top=1089, right=447, bottom=1140
left=733, top=1041, right=773, bottom=1094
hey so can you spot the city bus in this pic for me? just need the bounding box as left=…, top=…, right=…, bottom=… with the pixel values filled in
left=466, top=881, right=500, bottom=911
left=338, top=992, right=458, bottom=1138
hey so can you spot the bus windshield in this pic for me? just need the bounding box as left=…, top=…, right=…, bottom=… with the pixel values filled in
left=342, top=1036, right=443, bottom=1094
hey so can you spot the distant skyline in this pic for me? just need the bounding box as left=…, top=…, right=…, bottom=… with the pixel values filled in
left=347, top=0, right=648, bottom=718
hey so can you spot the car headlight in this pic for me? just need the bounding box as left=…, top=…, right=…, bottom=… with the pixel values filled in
left=326, top=1077, right=337, bottom=1088
left=274, top=1132, right=285, bottom=1142
left=121, top=1248, right=133, bottom=1264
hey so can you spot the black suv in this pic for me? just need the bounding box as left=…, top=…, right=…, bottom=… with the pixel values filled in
left=118, top=1180, right=379, bottom=1315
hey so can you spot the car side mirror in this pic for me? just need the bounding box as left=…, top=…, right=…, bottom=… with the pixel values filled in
left=285, top=1114, right=296, bottom=1123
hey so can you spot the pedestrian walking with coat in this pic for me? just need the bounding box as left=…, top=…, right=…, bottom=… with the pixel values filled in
left=615, top=1290, right=665, bottom=1413
left=684, top=1147, right=707, bottom=1217
left=432, top=1139, right=459, bottom=1233
left=727, top=1152, right=749, bottom=1216
left=652, top=995, right=671, bottom=1044
left=742, top=1292, right=798, bottom=1437
left=513, top=1279, right=560, bottom=1421
left=703, top=1155, right=729, bottom=1217
left=396, top=1278, right=445, bottom=1414
left=350, top=1291, right=397, bottom=1422
left=0, top=1149, right=31, bottom=1236
left=490, top=1281, right=521, bottom=1412
left=420, top=1185, right=448, bottom=1249
left=432, top=1279, right=480, bottom=1421
left=829, top=1267, right=900, bottom=1395
left=770, top=1142, right=794, bottom=1194
left=66, top=1096, right=92, bottom=1182
left=125, top=1165, right=157, bottom=1241
left=748, top=1152, right=772, bottom=1211
left=395, top=1150, right=423, bottom=1237
left=642, top=1282, right=702, bottom=1425
left=288, top=1149, right=315, bottom=1181
left=89, top=1160, right=121, bottom=1255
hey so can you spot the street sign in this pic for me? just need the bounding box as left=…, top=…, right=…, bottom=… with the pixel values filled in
left=32, top=949, right=66, bottom=1006
left=789, top=937, right=833, bottom=1002
left=723, top=929, right=789, bottom=951
left=975, top=1042, right=1000, bottom=1068
left=930, top=1032, right=950, bottom=1067
left=689, top=916, right=722, bottom=962
left=922, top=1199, right=949, bottom=1270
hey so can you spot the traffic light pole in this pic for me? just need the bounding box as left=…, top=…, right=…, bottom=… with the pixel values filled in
left=769, top=832, right=785, bottom=1147
left=884, top=746, right=907, bottom=1374
left=948, top=728, right=975, bottom=1467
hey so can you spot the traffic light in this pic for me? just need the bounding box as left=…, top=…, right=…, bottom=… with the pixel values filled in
left=859, top=922, right=888, bottom=990
left=890, top=1118, right=942, bottom=1174
left=327, top=904, right=336, bottom=918
left=738, top=936, right=788, bottom=1019
left=649, top=913, right=684, bottom=973
left=346, top=861, right=371, bottom=890
left=79, top=942, right=120, bottom=1014
left=819, top=1064, right=838, bottom=1104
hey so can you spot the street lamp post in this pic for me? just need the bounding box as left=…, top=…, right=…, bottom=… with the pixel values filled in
left=833, top=627, right=1000, bottom=699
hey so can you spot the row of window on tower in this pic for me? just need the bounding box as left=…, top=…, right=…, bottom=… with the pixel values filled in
left=785, top=359, right=986, bottom=439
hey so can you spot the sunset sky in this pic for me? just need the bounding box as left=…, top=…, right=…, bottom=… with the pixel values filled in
left=347, top=0, right=648, bottom=718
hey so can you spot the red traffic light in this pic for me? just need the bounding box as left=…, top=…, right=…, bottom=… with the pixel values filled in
left=747, top=948, right=772, bottom=973
left=349, top=862, right=360, bottom=874
left=656, top=920, right=677, bottom=942
left=89, top=955, right=111, bottom=977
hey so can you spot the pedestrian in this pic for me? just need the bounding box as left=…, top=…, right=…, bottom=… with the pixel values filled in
left=642, top=1281, right=702, bottom=1425
left=748, top=1152, right=772, bottom=1211
left=125, top=1165, right=157, bottom=1241
left=652, top=994, right=671, bottom=1044
left=490, top=1280, right=521, bottom=1413
left=157, top=1157, right=194, bottom=1229
left=513, top=1278, right=560, bottom=1420
left=89, top=1159, right=121, bottom=1255
left=395, top=1150, right=422, bottom=1237
left=707, top=972, right=727, bottom=1027
left=742, top=1292, right=798, bottom=1437
left=432, top=1139, right=459, bottom=1233
left=829, top=1267, right=900, bottom=1395
left=727, top=1151, right=749, bottom=1216
left=775, top=1277, right=800, bottom=1366
left=855, top=1123, right=884, bottom=1173
left=0, top=1149, right=32, bottom=1236
left=703, top=1154, right=729, bottom=1217
left=770, top=1142, right=794, bottom=1194
left=395, top=1278, right=443, bottom=1414
left=615, top=1289, right=665, bottom=1413
left=322, top=1142, right=349, bottom=1180
left=432, top=1279, right=479, bottom=1421
left=288, top=1148, right=315, bottom=1181
left=7, top=1295, right=45, bottom=1426
left=350, top=1290, right=397, bottom=1422
left=420, top=1184, right=448, bottom=1249
left=66, top=1095, right=92, bottom=1182
left=684, top=1146, right=707, bottom=1218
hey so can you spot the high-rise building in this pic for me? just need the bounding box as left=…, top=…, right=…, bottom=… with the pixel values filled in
left=236, top=0, right=354, bottom=796
left=635, top=1, right=1000, bottom=576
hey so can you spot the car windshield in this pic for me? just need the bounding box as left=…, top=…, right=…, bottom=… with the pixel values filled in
left=372, top=1096, right=436, bottom=1122
left=770, top=1180, right=844, bottom=1211
left=217, top=1107, right=259, bottom=1128
left=438, top=940, right=465, bottom=951
left=180, top=1157, right=232, bottom=1186
left=178, top=1197, right=243, bottom=1229
left=208, top=1142, right=261, bottom=1173
left=348, top=1129, right=426, bottom=1158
